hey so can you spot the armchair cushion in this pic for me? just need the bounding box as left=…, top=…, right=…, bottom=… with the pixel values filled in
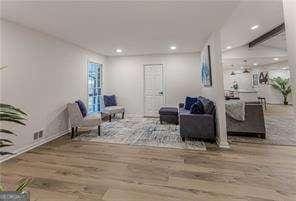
left=80, top=113, right=102, bottom=127
left=190, top=100, right=204, bottom=114
left=185, top=96, right=198, bottom=110
left=75, top=100, right=87, bottom=117
left=103, top=105, right=125, bottom=115
left=67, top=103, right=101, bottom=128
left=104, top=95, right=117, bottom=107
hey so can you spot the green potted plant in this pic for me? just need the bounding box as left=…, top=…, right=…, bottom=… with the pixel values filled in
left=270, top=76, right=292, bottom=105
left=0, top=65, right=31, bottom=199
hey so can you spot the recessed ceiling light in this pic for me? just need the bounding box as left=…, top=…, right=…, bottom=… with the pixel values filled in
left=116, top=48, right=123, bottom=53
left=226, top=46, right=232, bottom=50
left=282, top=67, right=288, bottom=70
left=170, top=46, right=177, bottom=50
left=273, top=58, right=279, bottom=61
left=240, top=66, right=244, bottom=69
left=251, top=25, right=259, bottom=30
left=253, top=63, right=258, bottom=66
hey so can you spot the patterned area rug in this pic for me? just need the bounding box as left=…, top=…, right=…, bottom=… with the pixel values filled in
left=76, top=117, right=206, bottom=151
left=228, top=105, right=296, bottom=146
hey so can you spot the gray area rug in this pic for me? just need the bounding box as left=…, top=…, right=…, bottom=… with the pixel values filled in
left=228, top=105, right=296, bottom=146
left=76, top=117, right=206, bottom=151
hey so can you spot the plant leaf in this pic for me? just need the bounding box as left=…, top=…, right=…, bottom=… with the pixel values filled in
left=0, top=116, right=26, bottom=125
left=0, top=109, right=27, bottom=117
left=0, top=129, right=17, bottom=135
left=0, top=151, right=13, bottom=155
left=0, top=144, right=13, bottom=148
left=0, top=104, right=27, bottom=116
left=0, top=139, right=13, bottom=144
left=15, top=178, right=32, bottom=192
left=0, top=112, right=27, bottom=120
left=0, top=182, right=5, bottom=192
left=0, top=65, right=8, bottom=70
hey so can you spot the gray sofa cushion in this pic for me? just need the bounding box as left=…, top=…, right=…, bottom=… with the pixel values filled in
left=198, top=96, right=215, bottom=114
left=190, top=100, right=205, bottom=114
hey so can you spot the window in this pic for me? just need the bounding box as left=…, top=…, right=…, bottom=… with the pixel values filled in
left=88, top=61, right=102, bottom=113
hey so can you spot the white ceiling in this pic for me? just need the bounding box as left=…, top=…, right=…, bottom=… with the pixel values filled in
left=222, top=31, right=288, bottom=71
left=1, top=1, right=240, bottom=56
left=221, top=0, right=284, bottom=50
left=221, top=0, right=287, bottom=72
left=223, top=42, right=288, bottom=69
left=260, top=32, right=287, bottom=50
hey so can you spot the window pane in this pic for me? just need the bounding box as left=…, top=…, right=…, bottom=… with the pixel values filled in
left=88, top=61, right=102, bottom=113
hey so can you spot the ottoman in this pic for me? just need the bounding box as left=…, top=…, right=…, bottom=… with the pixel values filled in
left=159, top=107, right=179, bottom=125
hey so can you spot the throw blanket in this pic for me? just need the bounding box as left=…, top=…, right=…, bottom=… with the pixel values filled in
left=225, top=100, right=245, bottom=121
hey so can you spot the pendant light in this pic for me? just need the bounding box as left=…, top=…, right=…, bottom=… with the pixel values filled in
left=242, top=60, right=250, bottom=73
left=230, top=64, right=235, bottom=75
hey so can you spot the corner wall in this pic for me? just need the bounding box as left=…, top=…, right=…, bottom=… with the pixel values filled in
left=283, top=0, right=296, bottom=112
left=104, top=53, right=201, bottom=115
left=0, top=20, right=106, bottom=159
left=201, top=31, right=229, bottom=148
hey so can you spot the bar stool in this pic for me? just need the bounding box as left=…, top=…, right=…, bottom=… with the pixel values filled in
left=257, top=97, right=267, bottom=110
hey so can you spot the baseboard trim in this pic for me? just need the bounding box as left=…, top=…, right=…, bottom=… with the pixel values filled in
left=0, top=129, right=70, bottom=163
left=216, top=138, right=230, bottom=149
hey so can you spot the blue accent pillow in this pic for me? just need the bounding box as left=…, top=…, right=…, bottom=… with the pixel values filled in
left=75, top=100, right=87, bottom=117
left=190, top=100, right=205, bottom=114
left=185, top=96, right=198, bottom=110
left=104, top=95, right=117, bottom=107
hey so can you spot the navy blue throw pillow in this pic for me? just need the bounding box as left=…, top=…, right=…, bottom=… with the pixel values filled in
left=104, top=95, right=117, bottom=107
left=75, top=100, right=87, bottom=117
left=190, top=100, right=205, bottom=114
left=185, top=96, right=198, bottom=110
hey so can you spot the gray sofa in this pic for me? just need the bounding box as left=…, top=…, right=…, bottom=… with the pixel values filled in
left=179, top=97, right=216, bottom=142
left=226, top=102, right=266, bottom=138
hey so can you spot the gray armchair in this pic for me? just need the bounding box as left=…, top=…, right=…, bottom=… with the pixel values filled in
left=179, top=97, right=216, bottom=142
left=67, top=103, right=102, bottom=138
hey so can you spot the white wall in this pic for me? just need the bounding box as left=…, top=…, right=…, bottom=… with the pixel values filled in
left=223, top=67, right=293, bottom=104
left=258, top=69, right=292, bottom=104
left=0, top=20, right=106, bottom=158
left=201, top=31, right=229, bottom=148
left=104, top=53, right=201, bottom=115
left=223, top=71, right=254, bottom=91
left=283, top=0, right=296, bottom=112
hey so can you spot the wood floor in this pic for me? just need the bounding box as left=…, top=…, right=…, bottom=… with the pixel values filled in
left=1, top=135, right=296, bottom=201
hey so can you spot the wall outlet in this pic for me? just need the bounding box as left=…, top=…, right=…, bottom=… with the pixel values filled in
left=33, top=130, right=44, bottom=140
left=33, top=132, right=39, bottom=140
left=38, top=130, right=43, bottom=138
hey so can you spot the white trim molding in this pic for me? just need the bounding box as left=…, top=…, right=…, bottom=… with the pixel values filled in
left=216, top=137, right=230, bottom=149
left=0, top=129, right=70, bottom=163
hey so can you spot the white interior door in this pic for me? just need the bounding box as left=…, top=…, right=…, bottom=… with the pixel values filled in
left=144, top=64, right=164, bottom=117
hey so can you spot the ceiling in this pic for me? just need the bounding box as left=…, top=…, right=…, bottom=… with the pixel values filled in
left=221, top=0, right=284, bottom=50
left=222, top=31, right=288, bottom=71
left=221, top=0, right=287, bottom=71
left=223, top=56, right=288, bottom=70
left=260, top=32, right=287, bottom=51
left=1, top=1, right=286, bottom=58
left=1, top=1, right=239, bottom=56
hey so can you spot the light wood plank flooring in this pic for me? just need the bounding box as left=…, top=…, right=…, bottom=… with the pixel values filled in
left=1, top=135, right=296, bottom=201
